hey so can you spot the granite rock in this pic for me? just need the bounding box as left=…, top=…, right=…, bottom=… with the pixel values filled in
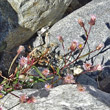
left=0, top=0, right=72, bottom=51
left=48, top=0, right=110, bottom=77
left=1, top=84, right=110, bottom=110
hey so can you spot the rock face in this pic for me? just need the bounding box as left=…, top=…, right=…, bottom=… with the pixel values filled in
left=48, top=0, right=110, bottom=78
left=1, top=84, right=110, bottom=110
left=0, top=0, right=72, bottom=51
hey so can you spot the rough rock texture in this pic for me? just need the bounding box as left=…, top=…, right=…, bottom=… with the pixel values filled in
left=76, top=74, right=98, bottom=88
left=0, top=0, right=72, bottom=51
left=99, top=76, right=110, bottom=93
left=48, top=0, right=110, bottom=78
left=0, top=0, right=73, bottom=72
left=1, top=84, right=110, bottom=110
left=0, top=0, right=33, bottom=51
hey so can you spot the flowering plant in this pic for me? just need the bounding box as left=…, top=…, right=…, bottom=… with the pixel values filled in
left=0, top=15, right=106, bottom=108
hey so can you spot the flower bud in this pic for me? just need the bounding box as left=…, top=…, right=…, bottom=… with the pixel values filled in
left=70, top=40, right=78, bottom=51
left=96, top=43, right=104, bottom=50
left=88, top=15, right=96, bottom=25
left=17, top=45, right=25, bottom=54
left=57, top=36, right=64, bottom=42
left=78, top=19, right=84, bottom=27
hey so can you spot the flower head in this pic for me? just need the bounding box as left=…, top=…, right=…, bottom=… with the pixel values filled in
left=96, top=43, right=104, bottom=50
left=64, top=74, right=75, bottom=84
left=70, top=40, right=78, bottom=51
left=89, top=15, right=96, bottom=25
left=78, top=19, right=84, bottom=27
left=17, top=45, right=25, bottom=54
left=19, top=94, right=28, bottom=103
left=83, top=62, right=92, bottom=71
left=0, top=105, right=3, bottom=110
left=45, top=83, right=52, bottom=91
left=0, top=93, right=4, bottom=99
left=42, top=69, right=50, bottom=77
left=77, top=43, right=83, bottom=50
left=19, top=56, right=28, bottom=67
left=13, top=83, right=22, bottom=90
left=93, top=64, right=103, bottom=71
left=77, top=84, right=86, bottom=92
left=0, top=85, right=3, bottom=91
left=27, top=96, right=37, bottom=104
left=57, top=36, right=64, bottom=42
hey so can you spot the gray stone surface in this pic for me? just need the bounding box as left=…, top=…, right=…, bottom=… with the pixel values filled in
left=0, top=0, right=72, bottom=51
left=1, top=84, right=110, bottom=110
left=48, top=0, right=110, bottom=77
left=76, top=74, right=98, bottom=88
left=99, top=76, right=110, bottom=93
left=0, top=0, right=33, bottom=51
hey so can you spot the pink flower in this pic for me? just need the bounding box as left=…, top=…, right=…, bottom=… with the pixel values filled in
left=27, top=96, right=37, bottom=104
left=83, top=62, right=92, bottom=71
left=89, top=15, right=96, bottom=25
left=0, top=93, right=4, bottom=99
left=96, top=43, right=104, bottom=50
left=17, top=45, right=25, bottom=54
left=93, top=64, right=103, bottom=71
left=70, top=40, right=78, bottom=51
left=13, top=83, right=22, bottom=90
left=57, top=36, right=64, bottom=42
left=77, top=43, right=83, bottom=50
left=42, top=69, right=50, bottom=77
left=19, top=94, right=28, bottom=103
left=64, top=74, right=75, bottom=84
left=45, top=83, right=52, bottom=91
left=77, top=84, right=86, bottom=92
left=0, top=106, right=2, bottom=110
left=19, top=56, right=28, bottom=67
left=78, top=19, right=84, bottom=27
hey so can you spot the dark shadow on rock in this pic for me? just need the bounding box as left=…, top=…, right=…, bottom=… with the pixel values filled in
left=105, top=22, right=110, bottom=29
left=86, top=37, right=110, bottom=65
left=31, top=89, right=50, bottom=98
left=101, top=60, right=110, bottom=78
left=80, top=34, right=86, bottom=41
left=86, top=86, right=110, bottom=107
left=64, top=0, right=92, bottom=17
left=78, top=0, right=92, bottom=6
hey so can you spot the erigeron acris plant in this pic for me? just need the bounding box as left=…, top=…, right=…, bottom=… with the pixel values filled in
left=0, top=15, right=105, bottom=107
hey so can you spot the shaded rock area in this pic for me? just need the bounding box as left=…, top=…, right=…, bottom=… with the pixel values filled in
left=1, top=84, right=110, bottom=110
left=0, top=0, right=72, bottom=51
left=64, top=0, right=92, bottom=16
left=99, top=76, right=110, bottom=93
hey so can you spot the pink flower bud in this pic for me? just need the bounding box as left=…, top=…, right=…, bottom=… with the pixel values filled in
left=57, top=36, right=64, bottom=42
left=70, top=40, right=78, bottom=51
left=42, top=69, right=50, bottom=77
left=89, top=15, right=96, bottom=25
left=94, top=64, right=103, bottom=71
left=17, top=45, right=25, bottom=54
left=78, top=19, right=84, bottom=27
left=96, top=43, right=104, bottom=50
left=26, top=96, right=37, bottom=103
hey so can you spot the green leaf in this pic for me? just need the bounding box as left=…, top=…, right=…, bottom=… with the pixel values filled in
left=32, top=66, right=47, bottom=80
left=56, top=67, right=61, bottom=78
